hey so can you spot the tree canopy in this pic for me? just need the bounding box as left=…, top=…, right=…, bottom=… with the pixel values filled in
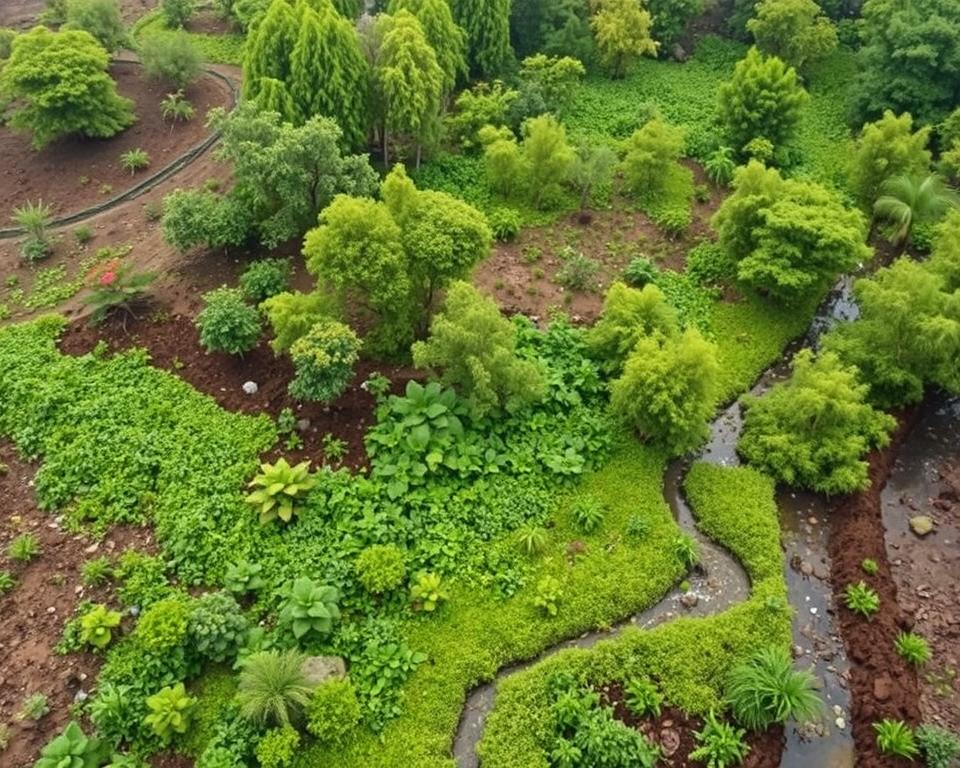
left=847, top=110, right=931, bottom=209
left=589, top=0, right=658, bottom=79
left=452, top=0, right=512, bottom=77
left=747, top=0, right=837, bottom=72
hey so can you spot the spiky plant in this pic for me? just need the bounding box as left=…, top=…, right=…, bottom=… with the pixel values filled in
left=725, top=647, right=822, bottom=730
left=236, top=650, right=314, bottom=727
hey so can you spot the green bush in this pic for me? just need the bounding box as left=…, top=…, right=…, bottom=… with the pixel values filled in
left=622, top=256, right=659, bottom=288
left=278, top=577, right=340, bottom=643
left=13, top=200, right=54, bottom=262
left=725, top=647, right=821, bottom=730
left=306, top=678, right=361, bottom=747
left=161, top=0, right=195, bottom=28
left=188, top=591, right=249, bottom=663
left=79, top=603, right=122, bottom=650
left=140, top=31, right=201, bottom=88
left=288, top=320, right=361, bottom=403
left=533, top=575, right=563, bottom=617
left=571, top=496, right=605, bottom=533
left=65, top=0, right=127, bottom=52
left=355, top=544, right=406, bottom=594
left=8, top=532, right=41, bottom=562
left=0, top=570, right=15, bottom=594
left=873, top=719, right=918, bottom=759
left=196, top=287, right=262, bottom=355
left=689, top=710, right=750, bottom=767
left=260, top=290, right=337, bottom=354
left=224, top=560, right=266, bottom=596
left=487, top=207, right=522, bottom=240
left=245, top=458, right=316, bottom=525
left=254, top=726, right=300, bottom=768
left=239, top=258, right=292, bottom=303
left=237, top=650, right=313, bottom=727
left=89, top=682, right=137, bottom=745
left=844, top=581, right=880, bottom=617
left=916, top=725, right=960, bottom=768
left=35, top=722, right=109, bottom=768
left=144, top=682, right=196, bottom=742
left=685, top=242, right=735, bottom=287
left=624, top=677, right=663, bottom=718
left=554, top=248, right=601, bottom=292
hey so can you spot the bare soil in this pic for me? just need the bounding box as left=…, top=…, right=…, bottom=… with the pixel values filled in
left=1, top=61, right=231, bottom=220
left=0, top=0, right=158, bottom=28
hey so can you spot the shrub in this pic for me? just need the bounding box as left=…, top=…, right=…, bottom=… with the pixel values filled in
left=673, top=534, right=699, bottom=569
left=278, top=577, right=340, bottom=643
left=117, top=148, right=149, bottom=176
left=355, top=544, right=406, bottom=594
left=8, top=533, right=41, bottom=562
left=74, top=225, right=93, bottom=245
left=621, top=118, right=685, bottom=198
left=861, top=558, right=879, bottom=576
left=140, top=31, right=201, bottom=88
left=144, top=682, right=196, bottom=742
left=239, top=258, right=292, bottom=303
left=623, top=256, right=658, bottom=288
left=79, top=604, right=122, bottom=650
left=13, top=200, right=54, bottom=262
left=844, top=581, right=880, bottom=617
left=571, top=497, right=605, bottom=533
left=135, top=596, right=190, bottom=653
left=874, top=719, right=918, bottom=759
left=725, top=647, right=822, bottom=730
left=554, top=247, right=600, bottom=291
left=624, top=677, right=663, bottom=718
left=895, top=632, right=931, bottom=666
left=64, top=0, right=127, bottom=52
left=517, top=526, right=548, bottom=556
left=245, top=458, right=316, bottom=525
left=305, top=679, right=361, bottom=747
left=89, top=682, right=136, bottom=744
left=533, top=575, right=563, bottom=617
left=188, top=591, right=249, bottom=663
left=689, top=710, right=751, bottom=768
left=705, top=146, right=736, bottom=186
left=83, top=260, right=157, bottom=325
left=260, top=290, right=337, bottom=354
left=161, top=0, right=195, bottom=27
left=288, top=320, right=361, bottom=403
left=35, top=722, right=109, bottom=768
left=410, top=571, right=447, bottom=612
left=254, top=726, right=300, bottom=768
left=236, top=650, right=314, bottom=727
left=160, top=89, right=195, bottom=123
left=916, top=725, right=960, bottom=768
left=196, top=287, right=262, bottom=355
left=487, top=207, right=521, bottom=240
left=18, top=692, right=50, bottom=721
left=686, top=242, right=735, bottom=287
left=224, top=560, right=266, bottom=596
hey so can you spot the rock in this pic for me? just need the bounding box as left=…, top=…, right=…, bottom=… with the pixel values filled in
left=84, top=542, right=99, bottom=554
left=301, top=655, right=347, bottom=685
left=671, top=43, right=688, bottom=62
left=873, top=676, right=892, bottom=702
left=242, top=381, right=259, bottom=395
left=659, top=728, right=681, bottom=757
left=296, top=418, right=311, bottom=432
left=800, top=561, right=814, bottom=577
left=680, top=592, right=699, bottom=608
left=835, top=717, right=846, bottom=730
left=910, top=516, right=935, bottom=536
left=792, top=644, right=805, bottom=658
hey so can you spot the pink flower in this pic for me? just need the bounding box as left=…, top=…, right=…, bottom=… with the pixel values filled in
left=99, top=271, right=117, bottom=287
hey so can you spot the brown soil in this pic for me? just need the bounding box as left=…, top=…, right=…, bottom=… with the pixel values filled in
left=57, top=308, right=422, bottom=470
left=0, top=444, right=154, bottom=768
left=0, top=0, right=157, bottom=27
left=1, top=61, right=231, bottom=220
left=601, top=682, right=783, bottom=767
left=473, top=164, right=723, bottom=325
left=828, top=413, right=923, bottom=768
left=185, top=7, right=237, bottom=35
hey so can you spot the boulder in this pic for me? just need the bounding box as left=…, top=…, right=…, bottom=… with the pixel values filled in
left=301, top=655, right=346, bottom=686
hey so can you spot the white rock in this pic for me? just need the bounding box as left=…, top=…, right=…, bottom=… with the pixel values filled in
left=835, top=717, right=846, bottom=730
left=242, top=381, right=259, bottom=395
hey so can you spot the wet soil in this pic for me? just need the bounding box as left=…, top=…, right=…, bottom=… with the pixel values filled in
left=828, top=412, right=923, bottom=768
left=0, top=444, right=154, bottom=768
left=1, top=61, right=231, bottom=219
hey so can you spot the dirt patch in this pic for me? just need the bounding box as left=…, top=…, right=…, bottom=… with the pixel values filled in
left=186, top=7, right=237, bottom=35
left=828, top=412, right=923, bottom=768
left=1, top=61, right=231, bottom=220
left=0, top=0, right=158, bottom=28
left=0, top=444, right=154, bottom=768
left=601, top=682, right=783, bottom=767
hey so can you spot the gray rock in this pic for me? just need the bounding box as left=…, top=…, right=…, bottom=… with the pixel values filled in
left=302, top=655, right=347, bottom=686
left=680, top=592, right=698, bottom=608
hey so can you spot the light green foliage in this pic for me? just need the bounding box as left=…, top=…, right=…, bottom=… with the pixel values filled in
left=278, top=577, right=340, bottom=643
left=196, top=287, right=262, bottom=355
left=739, top=350, right=895, bottom=494
left=410, top=571, right=447, bottom=611
left=725, top=647, right=821, bottom=730
left=8, top=532, right=41, bottom=562
left=610, top=328, right=720, bottom=456
left=712, top=161, right=870, bottom=301
left=412, top=281, right=547, bottom=417
left=35, top=722, right=109, bottom=768
left=260, top=290, right=337, bottom=354
left=589, top=0, right=658, bottom=79
left=79, top=604, right=122, bottom=650
left=452, top=0, right=511, bottom=77
left=119, top=148, right=150, bottom=174
left=747, top=0, right=836, bottom=72
left=64, top=0, right=127, bottom=52
left=624, top=677, right=662, bottom=718
left=895, top=632, right=931, bottom=666
left=245, top=458, right=316, bottom=525
left=12, top=199, right=54, bottom=262
left=587, top=282, right=679, bottom=375
left=705, top=146, right=736, bottom=185
left=18, top=692, right=50, bottom=721
left=533, top=575, right=563, bottom=617
left=1, top=27, right=134, bottom=149
left=446, top=81, right=518, bottom=149
left=689, top=710, right=750, bottom=767
left=388, top=0, right=467, bottom=97
left=355, top=544, right=406, bottom=594
left=0, top=28, right=16, bottom=60
left=0, top=570, right=15, bottom=594
left=716, top=47, right=807, bottom=159
left=673, top=533, right=699, bottom=568
left=571, top=496, right=605, bottom=534
left=306, top=679, right=362, bottom=746
left=288, top=319, right=360, bottom=403
left=136, top=596, right=190, bottom=653
left=518, top=526, right=548, bottom=556
left=161, top=0, right=195, bottom=28
left=844, top=581, right=880, bottom=617
left=239, top=259, right=292, bottom=304
left=237, top=650, right=313, bottom=727
left=848, top=111, right=931, bottom=208
left=861, top=558, right=879, bottom=576
left=621, top=118, right=685, bottom=197
left=188, top=591, right=249, bottom=663
left=145, top=682, right=196, bottom=742
left=916, top=725, right=960, bottom=768
left=873, top=719, right=919, bottom=759
left=254, top=726, right=299, bottom=768
left=516, top=53, right=585, bottom=120
left=139, top=31, right=201, bottom=88
left=874, top=174, right=957, bottom=246
left=522, top=115, right=575, bottom=209
left=161, top=188, right=249, bottom=252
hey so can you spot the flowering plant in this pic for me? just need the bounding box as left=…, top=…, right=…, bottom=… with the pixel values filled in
left=83, top=259, right=157, bottom=325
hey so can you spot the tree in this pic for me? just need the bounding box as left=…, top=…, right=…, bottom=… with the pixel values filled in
left=587, top=281, right=678, bottom=374
left=747, top=0, right=837, bottom=72
left=848, top=111, right=931, bottom=209
left=375, top=10, right=444, bottom=166
left=453, top=0, right=512, bottom=77
left=610, top=329, right=720, bottom=456
left=738, top=349, right=896, bottom=493
left=161, top=0, right=195, bottom=28
left=716, top=47, right=807, bottom=160
left=515, top=53, right=585, bottom=119
left=647, top=0, right=704, bottom=52
left=853, top=0, right=960, bottom=126
left=569, top=143, right=616, bottom=213
left=412, top=281, right=547, bottom=416
left=140, top=31, right=201, bottom=88
left=621, top=118, right=685, bottom=198
left=510, top=0, right=593, bottom=61
left=388, top=0, right=467, bottom=99
left=873, top=174, right=958, bottom=247
left=520, top=114, right=575, bottom=209
left=64, top=0, right=127, bottom=52
left=712, top=161, right=871, bottom=301
left=209, top=103, right=378, bottom=247
left=589, top=0, right=658, bottom=79
left=1, top=27, right=134, bottom=149
left=288, top=319, right=361, bottom=402
left=446, top=81, right=518, bottom=149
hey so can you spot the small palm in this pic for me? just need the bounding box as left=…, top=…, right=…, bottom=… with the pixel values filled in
left=873, top=174, right=959, bottom=246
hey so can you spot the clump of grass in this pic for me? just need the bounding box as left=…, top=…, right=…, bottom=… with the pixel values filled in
left=8, top=533, right=41, bottom=563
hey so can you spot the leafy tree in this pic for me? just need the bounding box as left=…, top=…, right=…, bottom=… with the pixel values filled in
left=520, top=114, right=575, bottom=209
left=1, top=27, right=134, bottom=149
left=712, top=161, right=871, bottom=301
left=647, top=0, right=704, bottom=51
left=445, top=80, right=518, bottom=149
left=288, top=319, right=361, bottom=402
left=621, top=118, right=685, bottom=197
left=139, top=31, right=201, bottom=88
left=590, top=0, right=658, bottom=78
left=412, top=281, right=547, bottom=416
left=161, top=0, right=195, bottom=28
left=388, top=0, right=467, bottom=98
left=716, top=47, right=807, bottom=160
left=738, top=349, right=895, bottom=493
left=848, top=110, right=931, bottom=209
left=510, top=0, right=593, bottom=61
left=569, top=142, right=617, bottom=213
left=453, top=0, right=512, bottom=77
left=261, top=290, right=338, bottom=353
left=196, top=286, right=263, bottom=355
left=161, top=188, right=250, bottom=252
left=853, top=0, right=960, bottom=126
left=747, top=0, right=837, bottom=72
left=873, top=174, right=958, bottom=247
left=514, top=53, right=585, bottom=120
left=64, top=0, right=127, bottom=52
left=587, top=281, right=678, bottom=374
left=610, top=328, right=720, bottom=456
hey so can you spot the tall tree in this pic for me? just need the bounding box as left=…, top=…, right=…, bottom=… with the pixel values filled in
left=847, top=110, right=931, bottom=209
left=589, top=0, right=658, bottom=79
left=747, top=0, right=837, bottom=72
left=453, top=0, right=513, bottom=77
left=388, top=0, right=467, bottom=99
left=519, top=114, right=575, bottom=209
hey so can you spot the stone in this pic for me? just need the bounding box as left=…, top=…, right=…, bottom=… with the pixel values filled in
left=680, top=592, right=698, bottom=608
left=671, top=43, right=688, bottom=62
left=835, top=717, right=846, bottom=730
left=910, top=516, right=935, bottom=536
left=873, top=676, right=892, bottom=702
left=84, top=542, right=99, bottom=554
left=296, top=418, right=311, bottom=432
left=800, top=561, right=814, bottom=577
left=659, top=728, right=681, bottom=756
left=242, top=381, right=259, bottom=395
left=301, top=655, right=347, bottom=686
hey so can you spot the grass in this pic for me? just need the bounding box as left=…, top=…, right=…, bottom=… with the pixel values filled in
left=133, top=11, right=246, bottom=66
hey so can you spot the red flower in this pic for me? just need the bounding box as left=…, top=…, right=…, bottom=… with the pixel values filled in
left=99, top=271, right=118, bottom=287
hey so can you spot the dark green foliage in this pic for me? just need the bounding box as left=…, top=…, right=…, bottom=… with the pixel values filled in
left=725, top=647, right=822, bottom=730
left=452, top=0, right=512, bottom=77
left=622, top=256, right=659, bottom=288
left=509, top=0, right=592, bottom=61
left=747, top=0, right=837, bottom=72
left=916, top=725, right=960, bottom=768
left=224, top=560, right=266, bottom=596
left=648, top=0, right=704, bottom=51
left=848, top=110, right=931, bottom=209
left=188, top=591, right=249, bottom=663
left=554, top=248, right=600, bottom=291
left=237, top=650, right=313, bottom=727
left=685, top=242, right=736, bottom=287
left=689, top=710, right=750, bottom=767
left=65, top=0, right=127, bottom=52
left=624, top=677, right=663, bottom=718
left=288, top=319, right=360, bottom=403
left=161, top=0, right=195, bottom=28
left=306, top=679, right=362, bottom=746
left=161, top=188, right=250, bottom=252
left=238, top=258, right=292, bottom=303
left=195, top=287, right=262, bottom=355
left=139, top=31, right=201, bottom=88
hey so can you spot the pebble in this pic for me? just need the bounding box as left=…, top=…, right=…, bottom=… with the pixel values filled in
left=810, top=607, right=818, bottom=615
left=835, top=717, right=846, bottom=730
left=242, top=381, right=258, bottom=395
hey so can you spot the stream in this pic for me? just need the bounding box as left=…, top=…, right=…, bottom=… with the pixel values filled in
left=452, top=280, right=860, bottom=768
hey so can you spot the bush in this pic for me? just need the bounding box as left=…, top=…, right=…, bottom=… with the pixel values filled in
left=278, top=577, right=340, bottom=643
left=237, top=650, right=314, bottom=727
left=409, top=571, right=447, bottom=612
left=140, top=31, right=201, bottom=88
left=624, top=678, right=663, bottom=718
left=160, top=89, right=195, bottom=123
left=554, top=247, right=600, bottom=292
left=136, top=596, right=190, bottom=652
left=64, top=0, right=127, bottom=52
left=622, top=256, right=658, bottom=288
left=83, top=260, right=157, bottom=325
left=254, top=726, right=300, bottom=768
left=689, top=710, right=750, bottom=767
left=571, top=497, right=605, bottom=533
left=621, top=118, right=685, bottom=199
left=844, top=581, right=880, bottom=617
left=487, top=207, right=521, bottom=240
left=79, top=603, right=122, bottom=649
left=355, top=544, right=406, bottom=594
left=35, top=722, right=109, bottom=768
left=673, top=534, right=699, bottom=569
left=533, top=575, right=563, bottom=617
left=119, top=148, right=150, bottom=174
left=686, top=242, right=735, bottom=287
left=260, top=290, right=337, bottom=354
left=894, top=632, right=931, bottom=666
left=874, top=719, right=918, bottom=759
left=188, top=591, right=249, bottom=663
left=306, top=679, right=361, bottom=747
left=288, top=320, right=361, bottom=403
left=196, top=287, right=262, bottom=355
left=161, top=0, right=195, bottom=28
left=725, top=647, right=822, bottom=730
left=239, top=258, right=292, bottom=303
left=916, top=725, right=960, bottom=768
left=245, top=458, right=316, bottom=525
left=144, top=682, right=196, bottom=743
left=162, top=189, right=249, bottom=252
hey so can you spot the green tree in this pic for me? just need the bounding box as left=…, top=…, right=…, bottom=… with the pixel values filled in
left=510, top=0, right=593, bottom=61
left=716, top=46, right=807, bottom=160
left=747, top=0, right=837, bottom=72
left=587, top=281, right=678, bottom=374
left=610, top=328, right=720, bottom=456
left=1, top=27, right=134, bottom=149
left=261, top=290, right=339, bottom=353
left=161, top=0, right=195, bottom=28
left=445, top=81, right=518, bottom=149
left=288, top=319, right=361, bottom=402
left=139, top=31, right=201, bottom=88
left=515, top=53, right=585, bottom=119
left=848, top=111, right=931, bottom=209
left=647, top=0, right=703, bottom=51
left=590, top=0, right=658, bottom=78
left=64, top=0, right=127, bottom=52
left=712, top=161, right=871, bottom=301
left=520, top=114, right=575, bottom=209
left=453, top=0, right=512, bottom=77
left=388, top=0, right=467, bottom=99
left=621, top=118, right=685, bottom=198
left=412, top=281, right=547, bottom=416
left=873, top=174, right=958, bottom=247
left=569, top=142, right=617, bottom=213
left=738, top=349, right=896, bottom=493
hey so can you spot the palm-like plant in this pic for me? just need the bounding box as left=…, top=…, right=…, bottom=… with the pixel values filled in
left=873, top=174, right=959, bottom=248
left=236, top=650, right=315, bottom=727
left=725, top=647, right=823, bottom=730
